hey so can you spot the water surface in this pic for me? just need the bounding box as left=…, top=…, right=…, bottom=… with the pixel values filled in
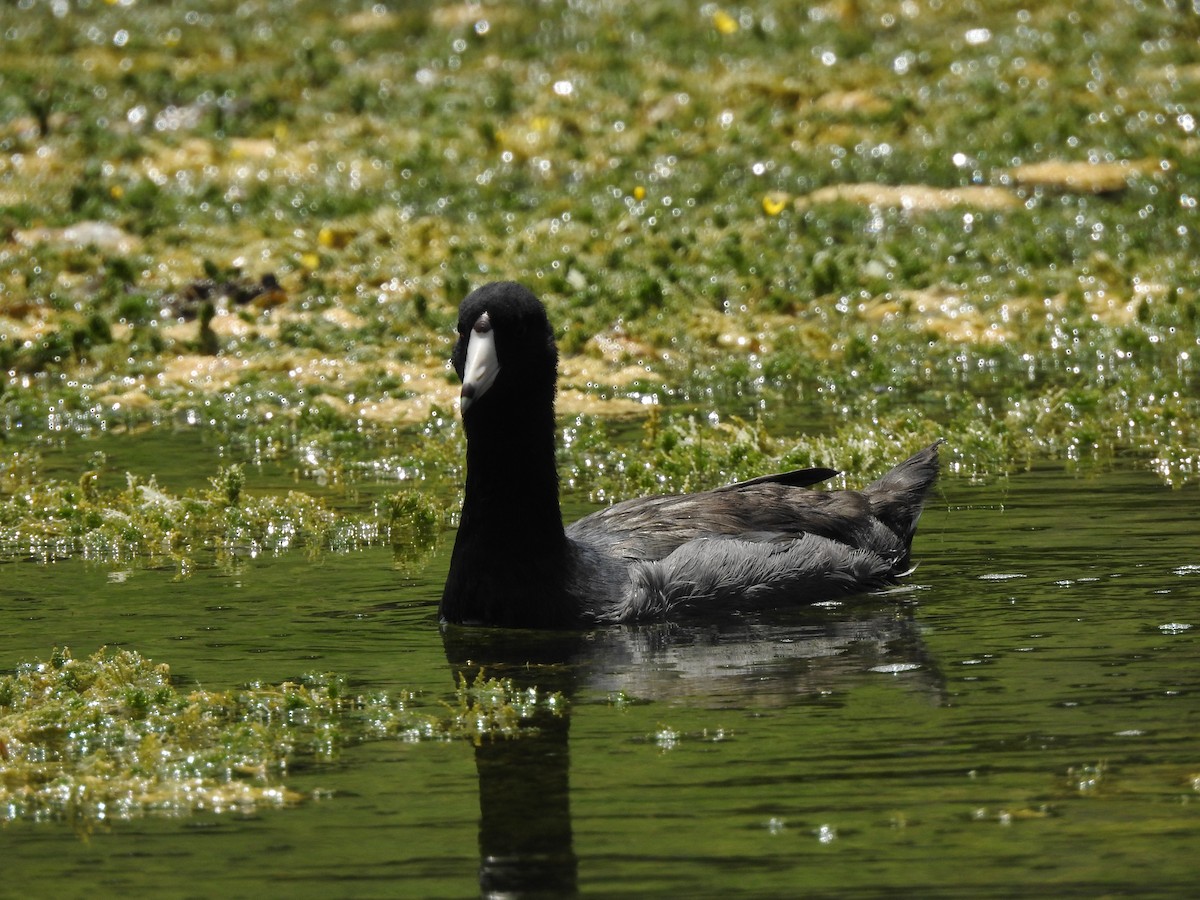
left=3, top=463, right=1199, bottom=897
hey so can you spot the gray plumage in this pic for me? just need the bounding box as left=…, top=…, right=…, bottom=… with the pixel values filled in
left=567, top=443, right=941, bottom=623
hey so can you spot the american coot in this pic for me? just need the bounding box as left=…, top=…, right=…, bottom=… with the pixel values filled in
left=440, top=281, right=941, bottom=627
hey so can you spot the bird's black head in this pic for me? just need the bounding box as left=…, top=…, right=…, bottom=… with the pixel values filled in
left=452, top=282, right=558, bottom=419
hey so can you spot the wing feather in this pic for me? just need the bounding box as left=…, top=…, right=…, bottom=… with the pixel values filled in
left=601, top=534, right=895, bottom=623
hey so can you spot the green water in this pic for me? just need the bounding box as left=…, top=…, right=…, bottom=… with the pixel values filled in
left=3, top=453, right=1199, bottom=898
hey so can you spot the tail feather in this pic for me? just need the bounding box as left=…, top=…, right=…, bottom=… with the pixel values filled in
left=865, top=440, right=942, bottom=548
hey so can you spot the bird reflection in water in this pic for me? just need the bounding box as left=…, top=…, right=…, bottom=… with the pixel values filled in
left=441, top=601, right=942, bottom=898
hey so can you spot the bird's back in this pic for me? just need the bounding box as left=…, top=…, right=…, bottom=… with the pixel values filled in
left=565, top=442, right=942, bottom=622
left=567, top=443, right=940, bottom=564
left=566, top=482, right=873, bottom=559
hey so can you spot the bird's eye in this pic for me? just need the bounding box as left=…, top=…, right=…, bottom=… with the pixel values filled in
left=473, top=311, right=492, bottom=334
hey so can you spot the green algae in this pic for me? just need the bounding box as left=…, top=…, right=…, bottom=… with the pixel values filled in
left=0, top=646, right=566, bottom=824
left=0, top=449, right=409, bottom=565
left=0, top=0, right=1198, bottom=558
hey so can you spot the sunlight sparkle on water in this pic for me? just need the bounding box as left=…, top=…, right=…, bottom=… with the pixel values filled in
left=870, top=663, right=922, bottom=675
left=1158, top=623, right=1192, bottom=634
left=655, top=728, right=680, bottom=751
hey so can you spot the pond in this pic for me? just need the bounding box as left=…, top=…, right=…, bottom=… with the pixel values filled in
left=3, top=452, right=1199, bottom=898
left=3, top=0, right=1199, bottom=893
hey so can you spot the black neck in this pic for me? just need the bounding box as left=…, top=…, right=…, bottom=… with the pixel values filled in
left=440, top=393, right=576, bottom=626
left=463, top=398, right=565, bottom=540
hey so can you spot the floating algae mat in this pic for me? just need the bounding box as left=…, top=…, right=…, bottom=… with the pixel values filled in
left=0, top=0, right=1197, bottom=491
left=0, top=646, right=565, bottom=823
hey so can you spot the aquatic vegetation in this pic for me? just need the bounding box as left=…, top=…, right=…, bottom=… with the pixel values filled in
left=0, top=0, right=1197, bottom=577
left=564, top=407, right=977, bottom=501
left=0, top=647, right=566, bottom=823
left=0, top=647, right=322, bottom=823
left=387, top=489, right=442, bottom=549
left=437, top=670, right=568, bottom=747
left=0, top=451, right=393, bottom=564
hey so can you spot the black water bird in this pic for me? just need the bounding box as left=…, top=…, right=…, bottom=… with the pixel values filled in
left=440, top=281, right=941, bottom=627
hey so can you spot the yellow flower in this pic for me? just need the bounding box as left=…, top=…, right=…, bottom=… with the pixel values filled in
left=712, top=9, right=739, bottom=35
left=109, top=184, right=125, bottom=200
left=633, top=185, right=646, bottom=201
left=762, top=193, right=789, bottom=216
left=300, top=252, right=320, bottom=270
left=318, top=226, right=355, bottom=249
